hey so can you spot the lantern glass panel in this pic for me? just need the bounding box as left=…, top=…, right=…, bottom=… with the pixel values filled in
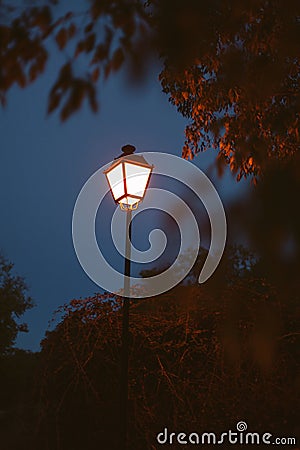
left=124, top=162, right=151, bottom=199
left=106, top=163, right=125, bottom=201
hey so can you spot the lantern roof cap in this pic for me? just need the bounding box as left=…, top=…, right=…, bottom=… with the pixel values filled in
left=104, top=146, right=153, bottom=173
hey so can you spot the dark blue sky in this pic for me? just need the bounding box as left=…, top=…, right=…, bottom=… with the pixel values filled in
left=0, top=42, right=248, bottom=351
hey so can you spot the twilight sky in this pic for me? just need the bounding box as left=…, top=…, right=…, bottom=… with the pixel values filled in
left=0, top=39, right=248, bottom=351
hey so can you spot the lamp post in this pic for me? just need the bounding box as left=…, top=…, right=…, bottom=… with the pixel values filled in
left=104, top=145, right=153, bottom=449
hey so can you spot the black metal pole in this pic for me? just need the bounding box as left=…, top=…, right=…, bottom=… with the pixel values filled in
left=120, top=208, right=132, bottom=450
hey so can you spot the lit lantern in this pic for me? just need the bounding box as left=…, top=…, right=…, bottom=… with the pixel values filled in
left=104, top=145, right=153, bottom=210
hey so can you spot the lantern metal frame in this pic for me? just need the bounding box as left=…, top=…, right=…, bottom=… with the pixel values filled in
left=104, top=154, right=153, bottom=210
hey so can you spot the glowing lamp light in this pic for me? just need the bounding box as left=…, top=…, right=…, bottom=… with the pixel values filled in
left=104, top=147, right=153, bottom=210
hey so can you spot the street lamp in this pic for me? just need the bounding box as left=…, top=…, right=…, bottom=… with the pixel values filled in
left=104, top=144, right=153, bottom=211
left=104, top=145, right=153, bottom=450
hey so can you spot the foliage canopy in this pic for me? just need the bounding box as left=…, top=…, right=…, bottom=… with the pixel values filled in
left=0, top=0, right=299, bottom=179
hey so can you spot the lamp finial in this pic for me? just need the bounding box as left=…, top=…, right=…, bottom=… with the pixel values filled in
left=114, top=144, right=136, bottom=160
left=121, top=144, right=136, bottom=155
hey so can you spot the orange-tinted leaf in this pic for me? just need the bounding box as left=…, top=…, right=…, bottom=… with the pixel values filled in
left=68, top=23, right=76, bottom=39
left=84, top=23, right=93, bottom=34
left=111, top=48, right=124, bottom=72
left=55, top=28, right=68, bottom=50
left=91, top=67, right=100, bottom=82
left=47, top=91, right=62, bottom=114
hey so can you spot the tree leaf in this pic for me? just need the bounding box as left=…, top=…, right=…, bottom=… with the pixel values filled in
left=55, top=28, right=68, bottom=50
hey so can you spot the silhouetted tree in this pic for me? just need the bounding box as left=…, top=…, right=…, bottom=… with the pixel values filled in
left=33, top=248, right=299, bottom=450
left=0, top=254, right=36, bottom=449
left=0, top=254, right=34, bottom=356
